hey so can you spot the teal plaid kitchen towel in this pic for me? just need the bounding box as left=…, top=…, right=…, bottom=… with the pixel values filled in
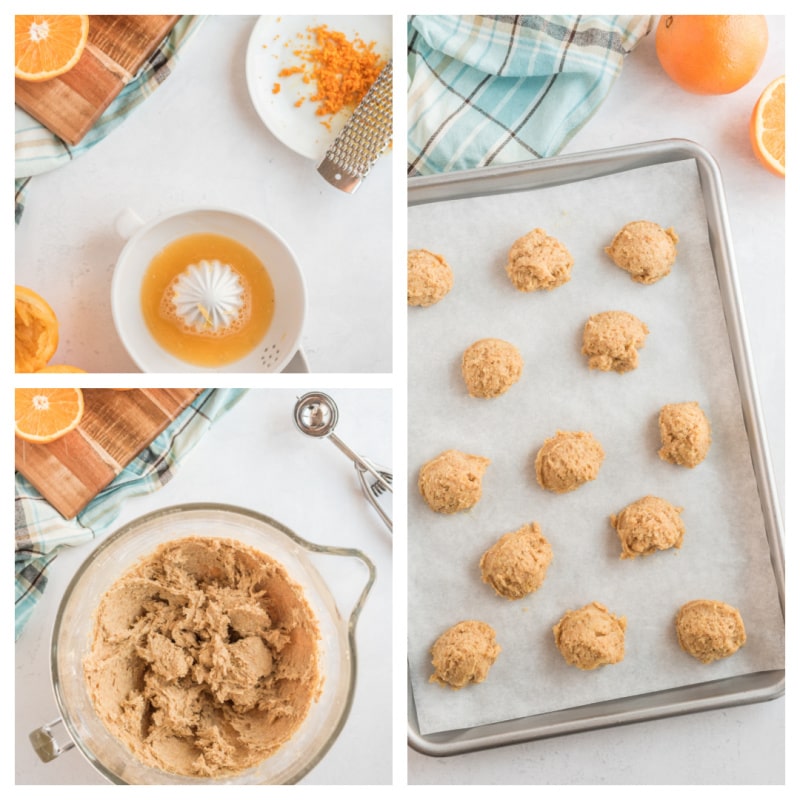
left=14, top=15, right=206, bottom=223
left=408, top=15, right=655, bottom=176
left=14, top=388, right=247, bottom=640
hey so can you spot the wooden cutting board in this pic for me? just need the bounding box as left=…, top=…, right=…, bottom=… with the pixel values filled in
left=15, top=15, right=180, bottom=146
left=15, top=388, right=203, bottom=519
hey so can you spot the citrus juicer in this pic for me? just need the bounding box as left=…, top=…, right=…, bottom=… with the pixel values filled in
left=293, top=392, right=392, bottom=533
left=169, top=259, right=245, bottom=331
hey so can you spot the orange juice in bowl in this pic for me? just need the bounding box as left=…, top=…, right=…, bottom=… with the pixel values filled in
left=112, top=208, right=306, bottom=373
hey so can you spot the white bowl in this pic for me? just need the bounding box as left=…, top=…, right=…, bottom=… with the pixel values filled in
left=111, top=207, right=307, bottom=372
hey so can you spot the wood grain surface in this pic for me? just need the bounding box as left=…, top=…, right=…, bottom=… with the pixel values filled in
left=15, top=388, right=202, bottom=519
left=15, top=15, right=180, bottom=145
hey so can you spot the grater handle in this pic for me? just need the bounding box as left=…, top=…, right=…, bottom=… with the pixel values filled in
left=317, top=60, right=393, bottom=193
left=317, top=159, right=363, bottom=194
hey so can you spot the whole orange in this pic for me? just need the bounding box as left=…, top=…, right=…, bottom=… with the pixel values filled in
left=655, top=15, right=768, bottom=95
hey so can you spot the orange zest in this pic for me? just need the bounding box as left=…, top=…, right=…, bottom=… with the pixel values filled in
left=275, top=24, right=386, bottom=127
left=655, top=15, right=768, bottom=95
left=304, top=26, right=384, bottom=117
left=15, top=285, right=59, bottom=373
left=15, top=388, right=85, bottom=444
left=750, top=75, right=785, bottom=178
left=15, top=14, right=90, bottom=82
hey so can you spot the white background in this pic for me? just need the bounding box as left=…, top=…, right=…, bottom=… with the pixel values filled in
left=9, top=6, right=792, bottom=792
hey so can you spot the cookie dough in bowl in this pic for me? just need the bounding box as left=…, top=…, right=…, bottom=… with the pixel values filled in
left=84, top=537, right=321, bottom=779
left=610, top=495, right=685, bottom=559
left=430, top=620, right=501, bottom=689
left=658, top=401, right=712, bottom=468
left=418, top=449, right=491, bottom=513
left=480, top=522, right=553, bottom=600
left=46, top=504, right=370, bottom=785
left=553, top=602, right=627, bottom=670
left=581, top=310, right=649, bottom=373
left=675, top=599, right=746, bottom=664
left=535, top=430, right=604, bottom=494
left=505, top=228, right=574, bottom=292
left=408, top=248, right=453, bottom=307
left=461, top=337, right=523, bottom=398
left=605, top=220, right=679, bottom=284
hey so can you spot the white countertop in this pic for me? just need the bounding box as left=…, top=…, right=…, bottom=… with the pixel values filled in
left=15, top=388, right=393, bottom=785
left=12, top=11, right=787, bottom=788
left=14, top=15, right=393, bottom=374
left=408, top=15, right=785, bottom=785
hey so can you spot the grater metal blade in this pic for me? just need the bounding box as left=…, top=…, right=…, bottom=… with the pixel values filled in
left=317, top=59, right=393, bottom=194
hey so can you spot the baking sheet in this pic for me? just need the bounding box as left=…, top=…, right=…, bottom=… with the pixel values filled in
left=407, top=157, right=785, bottom=737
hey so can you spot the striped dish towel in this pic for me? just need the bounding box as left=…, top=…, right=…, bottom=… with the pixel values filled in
left=14, top=387, right=247, bottom=640
left=408, top=15, right=654, bottom=176
left=14, top=15, right=206, bottom=224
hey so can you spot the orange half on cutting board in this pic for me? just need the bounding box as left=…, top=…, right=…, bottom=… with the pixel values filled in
left=15, top=388, right=85, bottom=444
left=15, top=15, right=90, bottom=82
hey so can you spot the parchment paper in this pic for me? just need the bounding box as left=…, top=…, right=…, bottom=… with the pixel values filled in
left=407, top=159, right=784, bottom=737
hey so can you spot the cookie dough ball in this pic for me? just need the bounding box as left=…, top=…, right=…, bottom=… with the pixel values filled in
left=675, top=600, right=746, bottom=664
left=505, top=228, right=574, bottom=292
left=605, top=220, right=679, bottom=284
left=658, top=401, right=712, bottom=468
left=418, top=449, right=490, bottom=514
left=430, top=620, right=501, bottom=689
left=610, top=495, right=685, bottom=559
left=553, top=602, right=627, bottom=670
left=581, top=310, right=649, bottom=373
left=480, top=522, right=553, bottom=600
left=535, top=430, right=604, bottom=494
left=461, top=338, right=523, bottom=398
left=408, top=249, right=453, bottom=306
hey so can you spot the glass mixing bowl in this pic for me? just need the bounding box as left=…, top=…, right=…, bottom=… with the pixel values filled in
left=40, top=503, right=375, bottom=784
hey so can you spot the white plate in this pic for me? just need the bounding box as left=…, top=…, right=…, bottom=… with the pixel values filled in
left=245, top=15, right=392, bottom=161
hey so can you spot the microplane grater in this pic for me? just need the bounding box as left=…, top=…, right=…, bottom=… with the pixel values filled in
left=317, top=59, right=393, bottom=193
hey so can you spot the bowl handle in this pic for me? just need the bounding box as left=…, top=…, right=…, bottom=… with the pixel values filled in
left=114, top=208, right=145, bottom=241
left=29, top=717, right=75, bottom=762
left=310, top=544, right=376, bottom=632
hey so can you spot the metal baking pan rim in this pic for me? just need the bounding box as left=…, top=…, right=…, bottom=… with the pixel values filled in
left=407, top=138, right=785, bottom=757
left=408, top=669, right=784, bottom=758
left=409, top=137, right=719, bottom=204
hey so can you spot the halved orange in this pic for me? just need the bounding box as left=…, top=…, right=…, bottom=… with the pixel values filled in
left=16, top=285, right=59, bottom=373
left=15, top=14, right=90, bottom=82
left=15, top=388, right=85, bottom=444
left=750, top=75, right=785, bottom=178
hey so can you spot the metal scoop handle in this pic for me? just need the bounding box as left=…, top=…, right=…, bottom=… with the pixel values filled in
left=355, top=457, right=392, bottom=533
left=327, top=433, right=392, bottom=494
left=294, top=392, right=392, bottom=533
left=326, top=434, right=392, bottom=533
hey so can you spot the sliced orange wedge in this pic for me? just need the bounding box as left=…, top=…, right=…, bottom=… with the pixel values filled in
left=15, top=14, right=90, bottom=82
left=15, top=388, right=85, bottom=444
left=750, top=75, right=785, bottom=178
